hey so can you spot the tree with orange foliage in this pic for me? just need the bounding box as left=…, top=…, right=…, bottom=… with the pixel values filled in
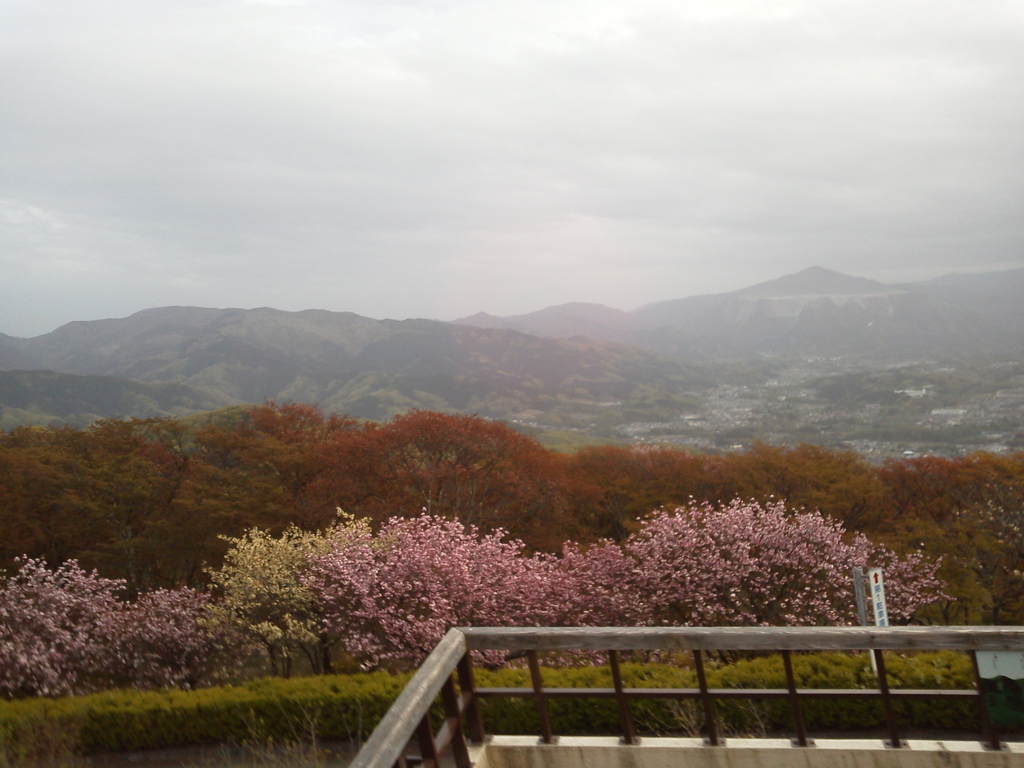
left=564, top=444, right=714, bottom=541
left=190, top=402, right=361, bottom=532
left=0, top=428, right=88, bottom=571
left=343, top=410, right=569, bottom=551
left=564, top=442, right=889, bottom=543
left=882, top=452, right=1024, bottom=624
left=718, top=442, right=889, bottom=532
left=877, top=455, right=979, bottom=530
left=0, top=419, right=205, bottom=593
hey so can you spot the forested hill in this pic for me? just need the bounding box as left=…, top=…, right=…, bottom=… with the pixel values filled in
left=0, top=370, right=236, bottom=429
left=0, top=306, right=709, bottom=424
left=2, top=267, right=1023, bottom=443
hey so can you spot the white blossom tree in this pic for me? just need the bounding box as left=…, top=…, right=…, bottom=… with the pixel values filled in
left=206, top=511, right=372, bottom=676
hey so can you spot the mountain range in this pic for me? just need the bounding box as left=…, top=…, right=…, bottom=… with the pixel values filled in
left=0, top=306, right=710, bottom=428
left=1, top=266, right=1022, bottom=432
left=454, top=266, right=1024, bottom=361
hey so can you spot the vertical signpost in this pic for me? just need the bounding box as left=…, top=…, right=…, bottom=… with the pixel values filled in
left=868, top=568, right=888, bottom=627
left=851, top=567, right=868, bottom=627
left=852, top=567, right=887, bottom=675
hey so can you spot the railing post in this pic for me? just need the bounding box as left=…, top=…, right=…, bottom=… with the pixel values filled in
left=609, top=650, right=637, bottom=745
left=354, top=626, right=1024, bottom=768
left=350, top=628, right=468, bottom=768
left=693, top=649, right=719, bottom=746
left=456, top=652, right=486, bottom=744
left=782, top=650, right=809, bottom=746
left=970, top=650, right=1002, bottom=751
left=415, top=714, right=440, bottom=768
left=872, top=649, right=901, bottom=748
left=528, top=650, right=554, bottom=744
left=440, top=675, right=472, bottom=768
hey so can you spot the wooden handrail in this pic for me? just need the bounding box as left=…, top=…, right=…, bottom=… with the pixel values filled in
left=459, top=625, right=1024, bottom=651
left=349, top=628, right=467, bottom=768
left=349, top=626, right=1024, bottom=766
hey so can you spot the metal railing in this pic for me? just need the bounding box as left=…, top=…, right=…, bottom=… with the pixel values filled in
left=349, top=626, right=1024, bottom=768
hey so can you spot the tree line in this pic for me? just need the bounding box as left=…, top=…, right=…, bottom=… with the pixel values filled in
left=2, top=402, right=1023, bottom=622
left=2, top=503, right=943, bottom=697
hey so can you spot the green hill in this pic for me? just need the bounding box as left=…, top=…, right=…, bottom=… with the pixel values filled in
left=2, top=307, right=711, bottom=427
left=0, top=370, right=237, bottom=429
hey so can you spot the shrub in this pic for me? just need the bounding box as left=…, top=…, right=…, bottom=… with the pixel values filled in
left=0, top=652, right=984, bottom=757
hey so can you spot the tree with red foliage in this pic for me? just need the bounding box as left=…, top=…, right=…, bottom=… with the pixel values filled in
left=191, top=402, right=361, bottom=532
left=0, top=430, right=87, bottom=571
left=0, top=419, right=207, bottom=592
left=883, top=452, right=1024, bottom=624
left=719, top=443, right=888, bottom=533
left=564, top=444, right=715, bottom=541
left=345, top=411, right=569, bottom=550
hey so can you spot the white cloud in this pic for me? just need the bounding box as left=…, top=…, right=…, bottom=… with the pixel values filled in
left=1, top=0, right=1021, bottom=336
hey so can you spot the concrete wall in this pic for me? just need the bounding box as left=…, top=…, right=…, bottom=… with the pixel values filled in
left=472, top=736, right=1024, bottom=768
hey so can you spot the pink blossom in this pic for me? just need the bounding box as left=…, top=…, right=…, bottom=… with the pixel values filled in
left=623, top=499, right=946, bottom=627
left=0, top=559, right=236, bottom=697
left=305, top=516, right=555, bottom=667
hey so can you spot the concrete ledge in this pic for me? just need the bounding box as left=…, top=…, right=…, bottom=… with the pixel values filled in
left=474, top=736, right=1024, bottom=768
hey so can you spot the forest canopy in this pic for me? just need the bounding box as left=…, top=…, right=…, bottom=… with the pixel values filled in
left=1, top=402, right=1022, bottom=625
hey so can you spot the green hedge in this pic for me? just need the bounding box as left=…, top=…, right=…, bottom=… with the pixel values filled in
left=0, top=672, right=409, bottom=756
left=0, top=651, right=983, bottom=757
left=474, top=651, right=979, bottom=736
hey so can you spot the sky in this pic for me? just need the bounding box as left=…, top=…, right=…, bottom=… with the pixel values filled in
left=1, top=0, right=1022, bottom=338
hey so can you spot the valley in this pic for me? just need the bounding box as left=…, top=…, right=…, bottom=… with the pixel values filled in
left=2, top=266, right=1021, bottom=458
left=566, top=357, right=1024, bottom=458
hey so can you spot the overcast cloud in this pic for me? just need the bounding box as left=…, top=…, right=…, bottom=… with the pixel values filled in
left=1, top=0, right=1022, bottom=337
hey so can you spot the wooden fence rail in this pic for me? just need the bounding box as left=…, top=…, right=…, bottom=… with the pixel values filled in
left=349, top=626, right=1024, bottom=768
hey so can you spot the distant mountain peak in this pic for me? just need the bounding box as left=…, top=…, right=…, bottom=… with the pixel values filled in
left=454, top=302, right=631, bottom=338
left=451, top=312, right=512, bottom=330
left=919, top=268, right=1024, bottom=299
left=738, top=267, right=899, bottom=298
left=527, top=302, right=629, bottom=318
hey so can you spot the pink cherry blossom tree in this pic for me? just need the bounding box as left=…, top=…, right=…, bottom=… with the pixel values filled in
left=547, top=540, right=644, bottom=627
left=0, top=557, right=124, bottom=697
left=305, top=516, right=556, bottom=667
left=305, top=503, right=946, bottom=668
left=106, top=587, right=240, bottom=690
left=2, top=499, right=947, bottom=696
left=623, top=499, right=946, bottom=627
left=0, top=558, right=236, bottom=698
